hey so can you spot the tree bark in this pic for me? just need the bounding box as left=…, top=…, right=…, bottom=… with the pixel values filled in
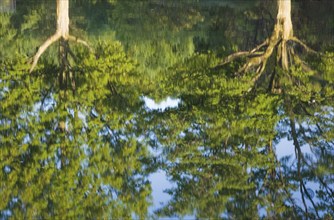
left=277, top=0, right=293, bottom=40
left=276, top=0, right=293, bottom=70
left=56, top=0, right=70, bottom=38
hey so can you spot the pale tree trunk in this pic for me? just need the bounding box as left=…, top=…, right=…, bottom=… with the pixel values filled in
left=277, top=0, right=293, bottom=40
left=258, top=0, right=294, bottom=71
left=57, top=0, right=70, bottom=38
left=276, top=0, right=293, bottom=70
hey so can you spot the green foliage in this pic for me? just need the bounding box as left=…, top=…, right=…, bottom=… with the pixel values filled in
left=103, top=0, right=206, bottom=78
left=145, top=43, right=334, bottom=220
left=1, top=0, right=334, bottom=219
left=321, top=52, right=334, bottom=83
left=0, top=40, right=154, bottom=219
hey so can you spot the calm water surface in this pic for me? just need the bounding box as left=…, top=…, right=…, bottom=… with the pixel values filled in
left=1, top=0, right=334, bottom=219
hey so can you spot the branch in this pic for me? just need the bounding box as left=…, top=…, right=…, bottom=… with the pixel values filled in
left=237, top=36, right=279, bottom=76
left=289, top=37, right=318, bottom=55
left=247, top=60, right=268, bottom=92
left=212, top=38, right=271, bottom=75
left=217, top=41, right=268, bottom=67
left=302, top=181, right=320, bottom=219
left=30, top=32, right=61, bottom=73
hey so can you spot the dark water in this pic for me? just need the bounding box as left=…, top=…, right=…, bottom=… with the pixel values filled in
left=1, top=0, right=334, bottom=219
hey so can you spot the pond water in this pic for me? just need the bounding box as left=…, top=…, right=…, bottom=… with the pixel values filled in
left=1, top=0, right=334, bottom=219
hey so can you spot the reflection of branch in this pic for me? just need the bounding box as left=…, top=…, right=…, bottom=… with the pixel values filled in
left=317, top=176, right=334, bottom=199
left=299, top=182, right=308, bottom=216
left=291, top=118, right=320, bottom=218
left=297, top=145, right=308, bottom=216
left=302, top=182, right=320, bottom=219
left=40, top=85, right=54, bottom=111
left=30, top=32, right=61, bottom=73
left=290, top=118, right=308, bottom=215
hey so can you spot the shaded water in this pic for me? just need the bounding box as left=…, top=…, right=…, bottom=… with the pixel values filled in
left=1, top=0, right=334, bottom=219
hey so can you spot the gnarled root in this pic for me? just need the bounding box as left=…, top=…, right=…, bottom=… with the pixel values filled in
left=29, top=32, right=61, bottom=73
left=288, top=37, right=318, bottom=55
left=216, top=39, right=270, bottom=68
left=29, top=33, right=92, bottom=73
left=216, top=33, right=318, bottom=93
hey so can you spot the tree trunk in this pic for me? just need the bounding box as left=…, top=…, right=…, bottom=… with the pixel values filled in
left=57, top=0, right=70, bottom=38
left=276, top=0, right=293, bottom=70
left=277, top=0, right=293, bottom=40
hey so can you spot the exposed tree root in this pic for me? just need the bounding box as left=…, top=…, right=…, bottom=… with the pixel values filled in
left=29, top=34, right=92, bottom=73
left=218, top=34, right=318, bottom=75
left=214, top=0, right=321, bottom=93
left=216, top=33, right=318, bottom=93
left=29, top=0, right=92, bottom=73
left=288, top=37, right=318, bottom=55
left=216, top=40, right=270, bottom=67
left=30, top=32, right=61, bottom=73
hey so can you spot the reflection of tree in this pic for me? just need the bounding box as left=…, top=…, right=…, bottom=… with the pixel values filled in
left=1, top=0, right=333, bottom=218
left=150, top=95, right=285, bottom=218
left=278, top=85, right=334, bottom=218
left=0, top=41, right=154, bottom=219
left=215, top=0, right=322, bottom=94
left=149, top=2, right=334, bottom=215
left=148, top=40, right=334, bottom=218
